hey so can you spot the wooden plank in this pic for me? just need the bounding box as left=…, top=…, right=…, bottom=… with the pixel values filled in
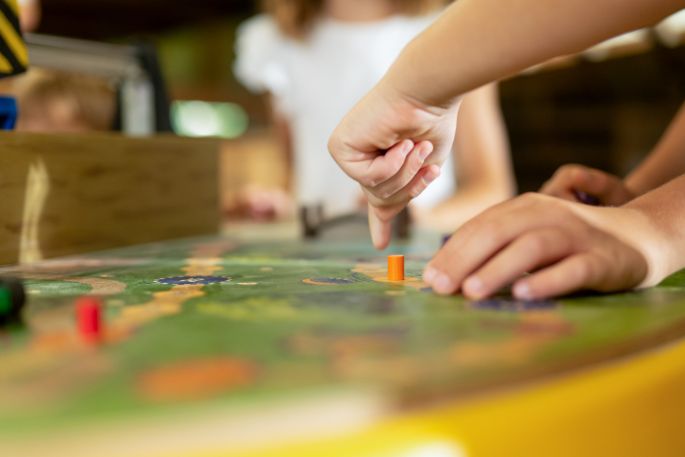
left=0, top=132, right=220, bottom=265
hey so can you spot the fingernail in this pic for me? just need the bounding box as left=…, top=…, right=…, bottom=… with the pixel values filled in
left=418, top=145, right=431, bottom=161
left=426, top=165, right=441, bottom=180
left=513, top=282, right=532, bottom=300
left=373, top=239, right=388, bottom=250
left=402, top=140, right=414, bottom=155
left=422, top=174, right=436, bottom=186
left=422, top=168, right=440, bottom=185
left=463, top=276, right=484, bottom=296
left=423, top=266, right=438, bottom=284
left=433, top=272, right=456, bottom=295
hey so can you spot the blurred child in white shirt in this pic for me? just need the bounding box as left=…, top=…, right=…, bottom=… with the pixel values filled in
left=234, top=0, right=515, bottom=232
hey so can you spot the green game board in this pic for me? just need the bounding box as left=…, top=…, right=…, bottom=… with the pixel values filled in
left=2, top=233, right=685, bottom=448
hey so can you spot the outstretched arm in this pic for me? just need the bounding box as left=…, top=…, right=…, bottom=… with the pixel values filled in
left=626, top=102, right=685, bottom=195
left=387, top=0, right=680, bottom=107
left=329, top=0, right=682, bottom=248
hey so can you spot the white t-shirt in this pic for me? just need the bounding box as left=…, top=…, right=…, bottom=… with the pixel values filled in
left=234, top=13, right=455, bottom=217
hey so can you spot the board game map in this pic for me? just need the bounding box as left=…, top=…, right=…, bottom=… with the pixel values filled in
left=3, top=233, right=685, bottom=455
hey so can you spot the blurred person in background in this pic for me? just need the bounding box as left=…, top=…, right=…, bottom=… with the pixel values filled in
left=13, top=68, right=116, bottom=132
left=233, top=0, right=515, bottom=231
left=15, top=0, right=117, bottom=133
left=18, top=0, right=40, bottom=33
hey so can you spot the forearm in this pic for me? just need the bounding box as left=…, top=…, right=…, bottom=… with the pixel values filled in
left=625, top=103, right=685, bottom=195
left=623, top=174, right=685, bottom=283
left=605, top=175, right=685, bottom=285
left=384, top=0, right=680, bottom=106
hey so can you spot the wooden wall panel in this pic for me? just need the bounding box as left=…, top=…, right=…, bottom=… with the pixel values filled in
left=0, top=132, right=220, bottom=265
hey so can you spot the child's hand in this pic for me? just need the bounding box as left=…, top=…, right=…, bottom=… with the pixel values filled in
left=423, top=193, right=663, bottom=300
left=540, top=164, right=635, bottom=206
left=328, top=81, right=459, bottom=249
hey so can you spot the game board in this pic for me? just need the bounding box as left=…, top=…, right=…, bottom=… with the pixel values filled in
left=3, top=232, right=685, bottom=456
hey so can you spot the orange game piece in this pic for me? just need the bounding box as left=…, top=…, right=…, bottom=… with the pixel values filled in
left=387, top=255, right=405, bottom=281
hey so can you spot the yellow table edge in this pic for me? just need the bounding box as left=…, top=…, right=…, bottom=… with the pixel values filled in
left=168, top=335, right=685, bottom=457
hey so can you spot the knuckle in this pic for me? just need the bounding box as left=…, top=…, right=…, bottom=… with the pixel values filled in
left=408, top=184, right=425, bottom=199
left=594, top=171, right=610, bottom=187
left=558, top=229, right=576, bottom=251
left=574, top=257, right=595, bottom=282
left=519, top=192, right=542, bottom=204
left=540, top=178, right=558, bottom=192
left=409, top=153, right=424, bottom=174
left=362, top=176, right=379, bottom=188
left=388, top=156, right=405, bottom=175
left=570, top=165, right=590, bottom=183
left=523, top=234, right=546, bottom=257
left=557, top=164, right=578, bottom=178
left=379, top=187, right=396, bottom=200
left=556, top=165, right=571, bottom=175
left=480, top=220, right=504, bottom=241
left=365, top=170, right=388, bottom=189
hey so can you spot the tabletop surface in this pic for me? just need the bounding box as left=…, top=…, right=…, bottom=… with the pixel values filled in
left=2, top=229, right=685, bottom=451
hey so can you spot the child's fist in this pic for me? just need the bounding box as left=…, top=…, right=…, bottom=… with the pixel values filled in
left=328, top=81, right=459, bottom=249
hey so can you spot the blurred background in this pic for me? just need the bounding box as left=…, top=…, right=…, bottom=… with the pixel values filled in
left=8, top=0, right=685, bottom=216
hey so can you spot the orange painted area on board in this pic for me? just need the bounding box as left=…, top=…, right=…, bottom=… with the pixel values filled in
left=137, top=358, right=258, bottom=402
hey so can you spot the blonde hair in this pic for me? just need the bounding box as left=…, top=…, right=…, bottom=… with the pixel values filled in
left=13, top=68, right=116, bottom=131
left=262, top=0, right=447, bottom=38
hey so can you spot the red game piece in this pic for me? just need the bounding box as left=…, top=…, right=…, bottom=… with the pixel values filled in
left=76, top=297, right=102, bottom=343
